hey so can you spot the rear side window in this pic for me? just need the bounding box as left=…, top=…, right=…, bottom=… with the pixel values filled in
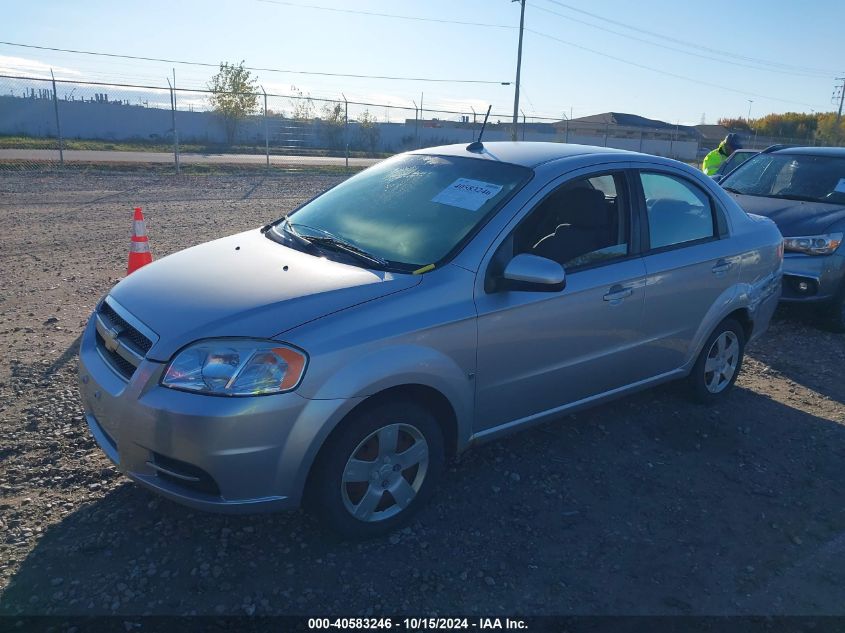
left=640, top=173, right=715, bottom=250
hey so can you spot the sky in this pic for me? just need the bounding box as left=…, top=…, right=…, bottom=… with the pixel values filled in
left=2, top=0, right=844, bottom=125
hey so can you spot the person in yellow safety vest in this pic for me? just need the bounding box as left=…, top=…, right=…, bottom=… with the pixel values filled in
left=702, top=133, right=742, bottom=176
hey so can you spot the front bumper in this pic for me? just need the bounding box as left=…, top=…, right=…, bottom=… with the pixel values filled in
left=77, top=314, right=357, bottom=513
left=780, top=252, right=845, bottom=304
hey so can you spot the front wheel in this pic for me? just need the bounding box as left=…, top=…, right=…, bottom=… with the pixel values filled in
left=306, top=400, right=444, bottom=539
left=687, top=318, right=746, bottom=403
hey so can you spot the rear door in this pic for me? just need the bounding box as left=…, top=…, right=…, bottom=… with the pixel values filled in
left=635, top=169, right=741, bottom=376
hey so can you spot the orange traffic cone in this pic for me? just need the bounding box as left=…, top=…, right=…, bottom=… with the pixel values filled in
left=127, top=207, right=153, bottom=275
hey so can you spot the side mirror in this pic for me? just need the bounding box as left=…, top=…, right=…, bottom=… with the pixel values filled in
left=502, top=253, right=566, bottom=292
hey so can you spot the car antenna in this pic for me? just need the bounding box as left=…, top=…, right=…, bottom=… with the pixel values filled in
left=466, top=105, right=492, bottom=152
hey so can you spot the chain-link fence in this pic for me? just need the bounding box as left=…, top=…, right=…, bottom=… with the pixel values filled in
left=0, top=73, right=773, bottom=175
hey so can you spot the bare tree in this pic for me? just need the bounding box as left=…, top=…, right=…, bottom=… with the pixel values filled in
left=356, top=109, right=380, bottom=154
left=320, top=102, right=345, bottom=150
left=289, top=86, right=315, bottom=121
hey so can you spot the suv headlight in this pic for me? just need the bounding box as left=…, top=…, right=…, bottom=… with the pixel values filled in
left=161, top=339, right=307, bottom=396
left=783, top=232, right=842, bottom=256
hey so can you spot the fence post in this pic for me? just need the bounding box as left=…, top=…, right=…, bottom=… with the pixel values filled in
left=342, top=93, right=349, bottom=170
left=639, top=131, right=644, bottom=152
left=262, top=86, right=269, bottom=169
left=564, top=119, right=569, bottom=143
left=49, top=69, right=64, bottom=167
left=521, top=110, right=526, bottom=141
left=419, top=92, right=424, bottom=149
left=604, top=121, right=609, bottom=147
left=412, top=100, right=419, bottom=148
left=166, top=76, right=180, bottom=175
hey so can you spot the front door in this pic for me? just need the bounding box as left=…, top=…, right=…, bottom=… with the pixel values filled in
left=473, top=169, right=649, bottom=433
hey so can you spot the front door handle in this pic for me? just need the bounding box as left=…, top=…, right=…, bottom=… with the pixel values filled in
left=712, top=259, right=733, bottom=275
left=603, top=286, right=633, bottom=302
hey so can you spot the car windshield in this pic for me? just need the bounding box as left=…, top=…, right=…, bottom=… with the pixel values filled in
left=722, top=153, right=845, bottom=204
left=270, top=154, right=532, bottom=270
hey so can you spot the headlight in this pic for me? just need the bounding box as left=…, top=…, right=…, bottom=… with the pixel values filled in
left=783, top=232, right=842, bottom=256
left=161, top=339, right=307, bottom=396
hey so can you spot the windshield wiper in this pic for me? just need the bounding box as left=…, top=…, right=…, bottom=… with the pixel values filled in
left=292, top=223, right=388, bottom=267
left=272, top=215, right=313, bottom=248
left=723, top=186, right=741, bottom=194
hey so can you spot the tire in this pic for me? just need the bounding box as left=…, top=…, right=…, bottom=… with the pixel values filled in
left=687, top=318, right=746, bottom=403
left=306, top=399, right=445, bottom=539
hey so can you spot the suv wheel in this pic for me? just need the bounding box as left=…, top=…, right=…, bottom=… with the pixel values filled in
left=307, top=400, right=444, bottom=539
left=688, top=318, right=746, bottom=403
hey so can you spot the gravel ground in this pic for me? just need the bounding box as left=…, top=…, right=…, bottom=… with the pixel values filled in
left=0, top=171, right=844, bottom=617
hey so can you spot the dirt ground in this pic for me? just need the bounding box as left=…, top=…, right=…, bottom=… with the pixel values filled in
left=0, top=170, right=843, bottom=618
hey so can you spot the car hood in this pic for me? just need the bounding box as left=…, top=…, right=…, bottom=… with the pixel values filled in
left=109, top=229, right=421, bottom=361
left=729, top=193, right=845, bottom=236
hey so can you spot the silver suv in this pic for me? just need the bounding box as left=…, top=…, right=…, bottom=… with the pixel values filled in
left=78, top=142, right=783, bottom=537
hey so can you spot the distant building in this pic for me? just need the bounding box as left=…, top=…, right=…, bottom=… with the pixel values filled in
left=555, top=112, right=697, bottom=142
left=694, top=124, right=731, bottom=152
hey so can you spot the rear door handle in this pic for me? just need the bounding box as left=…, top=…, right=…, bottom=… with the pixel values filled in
left=603, top=286, right=633, bottom=302
left=712, top=259, right=733, bottom=275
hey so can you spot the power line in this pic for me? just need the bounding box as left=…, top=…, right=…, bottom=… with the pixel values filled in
left=0, top=74, right=559, bottom=120
left=253, top=0, right=515, bottom=29
left=532, top=4, right=833, bottom=79
left=0, top=41, right=511, bottom=85
left=539, top=0, right=842, bottom=76
left=525, top=28, right=827, bottom=109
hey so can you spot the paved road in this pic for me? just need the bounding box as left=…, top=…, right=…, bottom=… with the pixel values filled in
left=0, top=148, right=381, bottom=167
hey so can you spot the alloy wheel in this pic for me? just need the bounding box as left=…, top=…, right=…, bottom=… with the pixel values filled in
left=340, top=423, right=429, bottom=522
left=703, top=331, right=740, bottom=393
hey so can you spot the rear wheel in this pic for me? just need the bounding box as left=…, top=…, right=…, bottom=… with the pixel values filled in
left=687, top=318, right=746, bottom=403
left=307, top=400, right=444, bottom=539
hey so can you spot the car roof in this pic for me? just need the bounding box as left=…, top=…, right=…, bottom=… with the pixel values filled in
left=410, top=141, right=634, bottom=168
left=770, top=146, right=845, bottom=158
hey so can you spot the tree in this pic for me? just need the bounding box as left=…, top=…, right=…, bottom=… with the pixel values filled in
left=289, top=86, right=315, bottom=121
left=356, top=109, right=380, bottom=154
left=752, top=112, right=817, bottom=139
left=207, top=61, right=259, bottom=145
left=320, top=102, right=345, bottom=150
left=817, top=113, right=845, bottom=144
left=717, top=117, right=752, bottom=132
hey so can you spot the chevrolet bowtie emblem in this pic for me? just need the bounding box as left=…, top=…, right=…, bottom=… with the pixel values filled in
left=103, top=327, right=121, bottom=352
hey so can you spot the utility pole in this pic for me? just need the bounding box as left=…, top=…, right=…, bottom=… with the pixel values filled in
left=836, top=77, right=845, bottom=126
left=511, top=0, right=526, bottom=142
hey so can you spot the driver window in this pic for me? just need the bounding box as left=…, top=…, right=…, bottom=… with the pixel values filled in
left=513, top=172, right=630, bottom=270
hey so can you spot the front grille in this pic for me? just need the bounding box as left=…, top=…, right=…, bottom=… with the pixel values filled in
left=93, top=298, right=157, bottom=381
left=99, top=302, right=152, bottom=354
left=95, top=330, right=136, bottom=379
left=151, top=453, right=221, bottom=497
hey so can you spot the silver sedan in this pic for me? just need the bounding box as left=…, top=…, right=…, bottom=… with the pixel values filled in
left=78, top=142, right=783, bottom=537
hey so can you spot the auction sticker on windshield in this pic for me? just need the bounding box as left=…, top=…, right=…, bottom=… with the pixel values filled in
left=432, top=178, right=504, bottom=211
left=835, top=178, right=845, bottom=194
